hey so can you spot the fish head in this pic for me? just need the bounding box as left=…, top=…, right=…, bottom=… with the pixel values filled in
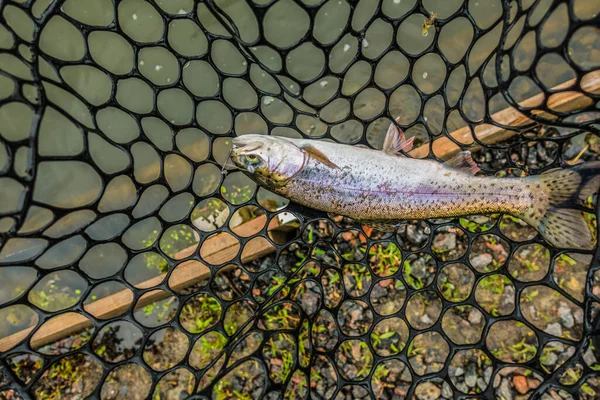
left=230, top=134, right=306, bottom=188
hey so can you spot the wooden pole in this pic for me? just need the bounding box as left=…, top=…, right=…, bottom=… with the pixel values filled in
left=0, top=215, right=278, bottom=352
left=2, top=73, right=599, bottom=353
left=409, top=73, right=600, bottom=159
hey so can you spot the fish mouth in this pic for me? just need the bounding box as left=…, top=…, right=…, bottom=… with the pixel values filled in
left=225, top=137, right=257, bottom=172
left=228, top=137, right=260, bottom=172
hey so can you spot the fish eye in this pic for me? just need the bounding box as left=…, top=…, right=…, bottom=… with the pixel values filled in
left=244, top=154, right=261, bottom=165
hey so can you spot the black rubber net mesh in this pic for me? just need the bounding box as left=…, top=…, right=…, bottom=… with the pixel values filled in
left=0, top=0, right=599, bottom=399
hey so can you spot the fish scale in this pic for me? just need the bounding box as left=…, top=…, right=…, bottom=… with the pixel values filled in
left=279, top=140, right=532, bottom=221
left=230, top=125, right=600, bottom=251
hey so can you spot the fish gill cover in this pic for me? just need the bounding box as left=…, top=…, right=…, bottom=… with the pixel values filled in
left=0, top=0, right=599, bottom=399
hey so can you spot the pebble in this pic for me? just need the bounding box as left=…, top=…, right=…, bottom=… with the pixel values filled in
left=552, top=342, right=565, bottom=352
left=470, top=215, right=491, bottom=225
left=513, top=375, right=528, bottom=394
left=500, top=285, right=515, bottom=309
left=433, top=233, right=456, bottom=252
left=470, top=253, right=492, bottom=270
left=484, top=367, right=493, bottom=382
left=558, top=303, right=574, bottom=328
left=406, top=224, right=429, bottom=244
left=499, top=366, right=520, bottom=376
left=573, top=308, right=584, bottom=324
left=583, top=345, right=598, bottom=367
left=441, top=382, right=453, bottom=398
left=528, top=378, right=541, bottom=390
left=542, top=352, right=558, bottom=366
left=477, top=377, right=488, bottom=391
left=415, top=382, right=441, bottom=400
left=497, top=378, right=514, bottom=400
left=412, top=257, right=428, bottom=278
left=529, top=304, right=538, bottom=320
left=546, top=322, right=563, bottom=337
left=468, top=308, right=482, bottom=325
left=464, top=369, right=477, bottom=387
left=426, top=364, right=442, bottom=374
left=452, top=366, right=464, bottom=376
left=559, top=391, right=575, bottom=399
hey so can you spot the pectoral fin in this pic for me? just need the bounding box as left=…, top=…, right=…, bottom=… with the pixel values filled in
left=382, top=118, right=414, bottom=155
left=301, top=144, right=340, bottom=170
left=443, top=151, right=481, bottom=175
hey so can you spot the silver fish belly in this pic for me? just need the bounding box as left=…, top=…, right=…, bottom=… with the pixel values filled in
left=277, top=139, right=533, bottom=222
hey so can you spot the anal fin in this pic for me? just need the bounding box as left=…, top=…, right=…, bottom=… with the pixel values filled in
left=383, top=117, right=414, bottom=155
left=443, top=151, right=480, bottom=175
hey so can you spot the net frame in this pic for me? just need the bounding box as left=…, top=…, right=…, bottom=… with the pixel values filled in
left=0, top=0, right=599, bottom=399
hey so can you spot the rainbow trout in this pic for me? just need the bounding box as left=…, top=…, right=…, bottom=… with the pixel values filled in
left=229, top=123, right=600, bottom=250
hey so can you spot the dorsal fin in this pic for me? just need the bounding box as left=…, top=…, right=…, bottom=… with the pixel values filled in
left=301, top=144, right=340, bottom=170
left=382, top=118, right=414, bottom=155
left=443, top=151, right=481, bottom=175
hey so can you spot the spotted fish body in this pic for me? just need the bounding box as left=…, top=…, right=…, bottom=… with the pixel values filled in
left=230, top=126, right=600, bottom=251
left=274, top=139, right=534, bottom=222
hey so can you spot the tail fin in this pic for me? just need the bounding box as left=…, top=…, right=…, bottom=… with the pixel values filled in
left=517, top=162, right=600, bottom=251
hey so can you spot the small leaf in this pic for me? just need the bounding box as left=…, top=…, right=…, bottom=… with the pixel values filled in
left=380, top=332, right=395, bottom=339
